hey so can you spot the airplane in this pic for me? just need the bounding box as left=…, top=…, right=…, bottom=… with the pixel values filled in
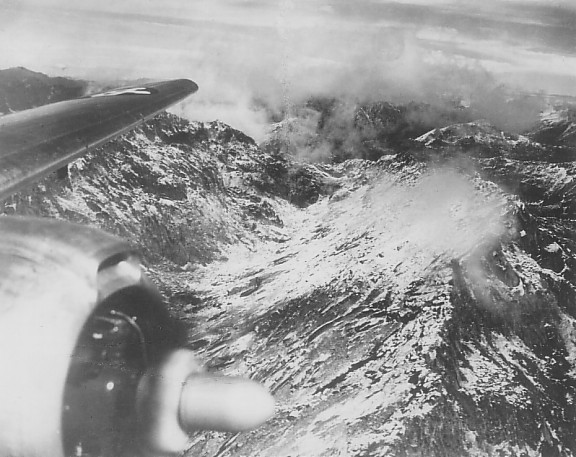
left=0, top=79, right=274, bottom=457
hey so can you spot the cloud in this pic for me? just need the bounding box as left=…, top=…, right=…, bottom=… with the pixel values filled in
left=2, top=0, right=576, bottom=140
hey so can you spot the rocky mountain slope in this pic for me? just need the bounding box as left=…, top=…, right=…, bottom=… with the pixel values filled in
left=532, top=107, right=576, bottom=150
left=2, top=70, right=576, bottom=456
left=0, top=67, right=87, bottom=114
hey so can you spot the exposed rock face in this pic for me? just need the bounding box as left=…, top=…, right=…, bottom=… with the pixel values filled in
left=532, top=108, right=576, bottom=149
left=2, top=72, right=576, bottom=456
left=2, top=113, right=327, bottom=265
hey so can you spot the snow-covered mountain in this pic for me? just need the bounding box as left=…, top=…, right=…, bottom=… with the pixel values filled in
left=2, top=71, right=576, bottom=456
left=533, top=107, right=576, bottom=149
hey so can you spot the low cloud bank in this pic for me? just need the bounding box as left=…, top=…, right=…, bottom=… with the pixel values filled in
left=169, top=24, right=547, bottom=148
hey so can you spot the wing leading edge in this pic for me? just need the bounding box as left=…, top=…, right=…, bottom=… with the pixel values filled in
left=0, top=78, right=198, bottom=201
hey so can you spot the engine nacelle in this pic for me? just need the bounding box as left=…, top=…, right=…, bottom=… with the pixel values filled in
left=0, top=216, right=273, bottom=457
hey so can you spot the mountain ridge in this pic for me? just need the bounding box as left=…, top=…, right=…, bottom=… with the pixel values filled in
left=0, top=67, right=87, bottom=114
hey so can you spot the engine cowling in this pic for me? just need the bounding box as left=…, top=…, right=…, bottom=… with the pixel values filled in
left=0, top=216, right=273, bottom=457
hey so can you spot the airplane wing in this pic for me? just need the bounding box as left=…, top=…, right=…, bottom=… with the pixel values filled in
left=0, top=78, right=198, bottom=201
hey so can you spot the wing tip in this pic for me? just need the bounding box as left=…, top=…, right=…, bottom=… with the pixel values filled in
left=177, top=78, right=199, bottom=96
left=145, top=78, right=199, bottom=98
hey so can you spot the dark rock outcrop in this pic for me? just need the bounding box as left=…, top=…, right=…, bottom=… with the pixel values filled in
left=0, top=67, right=86, bottom=114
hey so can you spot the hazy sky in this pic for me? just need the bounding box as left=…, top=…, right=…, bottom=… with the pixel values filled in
left=1, top=0, right=575, bottom=136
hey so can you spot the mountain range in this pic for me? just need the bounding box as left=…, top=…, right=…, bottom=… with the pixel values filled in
left=1, top=68, right=576, bottom=457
